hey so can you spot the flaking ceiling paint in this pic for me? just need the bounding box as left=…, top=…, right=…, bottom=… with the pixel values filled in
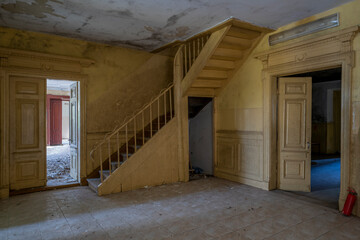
left=0, top=0, right=353, bottom=51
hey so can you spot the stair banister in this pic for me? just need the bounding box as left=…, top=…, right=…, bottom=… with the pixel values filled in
left=90, top=83, right=174, bottom=183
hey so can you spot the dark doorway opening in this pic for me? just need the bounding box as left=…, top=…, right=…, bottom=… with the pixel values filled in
left=188, top=97, right=214, bottom=180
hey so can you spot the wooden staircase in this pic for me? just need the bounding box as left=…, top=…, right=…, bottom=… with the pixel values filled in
left=86, top=19, right=271, bottom=195
left=179, top=20, right=272, bottom=97
left=87, top=114, right=172, bottom=192
left=87, top=85, right=174, bottom=193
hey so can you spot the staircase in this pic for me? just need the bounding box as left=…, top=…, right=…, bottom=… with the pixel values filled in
left=86, top=19, right=271, bottom=195
left=87, top=84, right=174, bottom=193
left=179, top=20, right=272, bottom=97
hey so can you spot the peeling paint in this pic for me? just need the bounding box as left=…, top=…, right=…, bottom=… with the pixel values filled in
left=1, top=0, right=65, bottom=19
left=107, top=9, right=133, bottom=18
left=165, top=8, right=196, bottom=28
left=0, top=0, right=354, bottom=51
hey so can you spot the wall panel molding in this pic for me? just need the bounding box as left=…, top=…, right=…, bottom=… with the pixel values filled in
left=215, top=130, right=266, bottom=189
left=255, top=26, right=359, bottom=209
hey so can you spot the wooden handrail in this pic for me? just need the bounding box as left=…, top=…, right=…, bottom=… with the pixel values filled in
left=90, top=83, right=175, bottom=183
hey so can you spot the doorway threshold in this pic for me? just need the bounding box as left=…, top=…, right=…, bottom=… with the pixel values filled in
left=9, top=182, right=80, bottom=196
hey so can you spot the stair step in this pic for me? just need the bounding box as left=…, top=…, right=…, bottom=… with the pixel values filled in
left=198, top=70, right=227, bottom=80
left=100, top=169, right=126, bottom=179
left=213, top=48, right=243, bottom=60
left=87, top=178, right=101, bottom=193
left=222, top=36, right=252, bottom=48
left=205, top=59, right=235, bottom=70
left=192, top=79, right=224, bottom=88
left=227, top=27, right=261, bottom=39
left=111, top=161, right=125, bottom=171
left=121, top=153, right=133, bottom=161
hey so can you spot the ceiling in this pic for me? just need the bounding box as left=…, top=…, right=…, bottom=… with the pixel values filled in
left=0, top=0, right=353, bottom=51
left=47, top=79, right=75, bottom=91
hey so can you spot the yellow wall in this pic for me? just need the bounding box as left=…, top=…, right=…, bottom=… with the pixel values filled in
left=216, top=0, right=360, bottom=215
left=0, top=27, right=173, bottom=176
left=217, top=0, right=360, bottom=131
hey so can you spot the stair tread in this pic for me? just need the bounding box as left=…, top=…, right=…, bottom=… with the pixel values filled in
left=87, top=178, right=101, bottom=192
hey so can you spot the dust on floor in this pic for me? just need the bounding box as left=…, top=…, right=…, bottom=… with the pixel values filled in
left=46, top=142, right=77, bottom=186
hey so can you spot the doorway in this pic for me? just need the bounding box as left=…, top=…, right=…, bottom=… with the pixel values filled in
left=188, top=97, right=214, bottom=180
left=278, top=68, right=341, bottom=208
left=46, top=79, right=80, bottom=187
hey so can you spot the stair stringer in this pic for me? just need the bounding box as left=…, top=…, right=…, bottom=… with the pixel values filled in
left=97, top=118, right=179, bottom=195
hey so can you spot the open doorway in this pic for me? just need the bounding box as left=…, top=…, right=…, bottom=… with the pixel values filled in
left=46, top=79, right=79, bottom=186
left=188, top=97, right=214, bottom=180
left=280, top=68, right=341, bottom=208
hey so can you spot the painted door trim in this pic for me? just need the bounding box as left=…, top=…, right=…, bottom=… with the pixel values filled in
left=255, top=26, right=359, bottom=210
left=0, top=48, right=93, bottom=197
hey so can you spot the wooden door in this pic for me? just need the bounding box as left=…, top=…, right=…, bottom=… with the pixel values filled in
left=10, top=76, right=46, bottom=190
left=69, top=82, right=79, bottom=180
left=50, top=99, right=62, bottom=145
left=278, top=77, right=312, bottom=192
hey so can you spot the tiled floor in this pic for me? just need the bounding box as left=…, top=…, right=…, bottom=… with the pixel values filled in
left=1, top=178, right=360, bottom=240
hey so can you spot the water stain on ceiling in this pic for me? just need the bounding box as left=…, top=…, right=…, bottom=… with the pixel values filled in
left=0, top=0, right=354, bottom=51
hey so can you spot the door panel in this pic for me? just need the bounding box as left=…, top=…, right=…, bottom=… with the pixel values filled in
left=50, top=99, right=62, bottom=145
left=10, top=76, right=46, bottom=190
left=69, top=82, right=79, bottom=180
left=278, top=77, right=311, bottom=192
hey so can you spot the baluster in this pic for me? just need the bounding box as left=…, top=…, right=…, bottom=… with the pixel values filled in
left=142, top=111, right=145, bottom=145
left=99, top=147, right=103, bottom=182
left=197, top=38, right=200, bottom=56
left=184, top=44, right=188, bottom=74
left=108, top=139, right=111, bottom=175
left=157, top=98, right=160, bottom=131
left=164, top=91, right=167, bottom=124
left=193, top=40, right=195, bottom=62
left=169, top=88, right=173, bottom=119
left=125, top=125, right=128, bottom=161
left=116, top=131, right=120, bottom=168
left=201, top=36, right=204, bottom=48
left=133, top=118, right=137, bottom=152
left=150, top=104, right=153, bottom=137
left=188, top=42, right=191, bottom=69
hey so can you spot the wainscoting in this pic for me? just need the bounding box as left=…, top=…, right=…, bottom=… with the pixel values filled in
left=215, top=130, right=267, bottom=189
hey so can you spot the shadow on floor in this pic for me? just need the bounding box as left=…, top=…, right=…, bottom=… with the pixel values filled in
left=282, top=158, right=340, bottom=209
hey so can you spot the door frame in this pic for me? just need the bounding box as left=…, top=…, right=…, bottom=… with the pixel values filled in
left=0, top=47, right=93, bottom=198
left=187, top=97, right=215, bottom=176
left=255, top=26, right=358, bottom=210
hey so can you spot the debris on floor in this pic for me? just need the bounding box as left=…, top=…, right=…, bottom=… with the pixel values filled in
left=47, top=142, right=76, bottom=186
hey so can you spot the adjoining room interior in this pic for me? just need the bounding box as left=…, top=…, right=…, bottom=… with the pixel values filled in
left=46, top=79, right=78, bottom=187
left=188, top=97, right=213, bottom=180
left=283, top=68, right=342, bottom=208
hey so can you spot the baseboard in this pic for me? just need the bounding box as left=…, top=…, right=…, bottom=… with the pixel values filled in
left=215, top=171, right=269, bottom=190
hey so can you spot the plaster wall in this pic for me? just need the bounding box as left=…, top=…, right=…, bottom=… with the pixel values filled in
left=62, top=101, right=69, bottom=139
left=189, top=101, right=213, bottom=175
left=0, top=27, right=173, bottom=178
left=216, top=0, right=360, bottom=215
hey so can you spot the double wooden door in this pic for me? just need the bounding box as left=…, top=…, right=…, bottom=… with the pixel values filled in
left=9, top=76, right=46, bottom=190
left=9, top=76, right=79, bottom=190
